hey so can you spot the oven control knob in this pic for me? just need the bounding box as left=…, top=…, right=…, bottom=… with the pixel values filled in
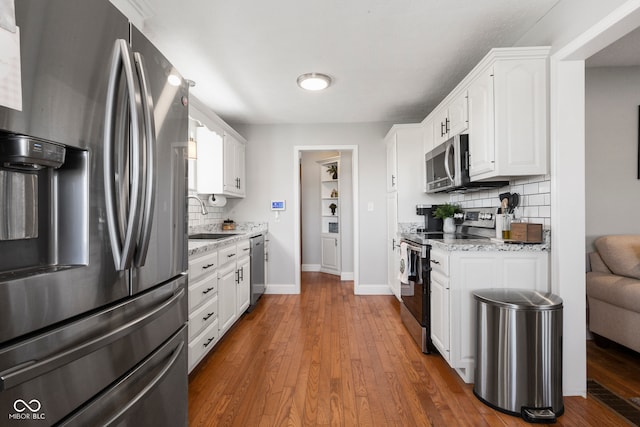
left=484, top=213, right=493, bottom=220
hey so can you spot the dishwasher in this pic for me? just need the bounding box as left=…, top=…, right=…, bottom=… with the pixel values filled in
left=248, top=234, right=265, bottom=311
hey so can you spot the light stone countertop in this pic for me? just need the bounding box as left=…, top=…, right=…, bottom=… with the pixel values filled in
left=188, top=225, right=268, bottom=258
left=401, top=232, right=550, bottom=252
left=428, top=237, right=549, bottom=252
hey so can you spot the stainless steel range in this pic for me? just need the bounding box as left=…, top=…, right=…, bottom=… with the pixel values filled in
left=399, top=207, right=496, bottom=353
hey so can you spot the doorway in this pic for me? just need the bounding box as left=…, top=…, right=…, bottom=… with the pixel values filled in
left=293, top=146, right=359, bottom=294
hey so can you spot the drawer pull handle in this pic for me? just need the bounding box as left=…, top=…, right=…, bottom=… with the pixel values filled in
left=227, top=253, right=236, bottom=258
left=430, top=260, right=440, bottom=265
left=203, top=312, right=215, bottom=321
left=243, top=248, right=250, bottom=252
left=202, top=287, right=215, bottom=295
left=202, top=263, right=215, bottom=269
left=203, top=337, right=214, bottom=348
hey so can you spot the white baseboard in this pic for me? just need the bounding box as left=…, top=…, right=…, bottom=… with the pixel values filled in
left=265, top=284, right=298, bottom=294
left=340, top=271, right=354, bottom=281
left=354, top=284, right=393, bottom=295
left=301, top=264, right=321, bottom=272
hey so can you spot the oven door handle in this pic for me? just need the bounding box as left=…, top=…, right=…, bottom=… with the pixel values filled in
left=401, top=241, right=422, bottom=253
left=400, top=240, right=427, bottom=259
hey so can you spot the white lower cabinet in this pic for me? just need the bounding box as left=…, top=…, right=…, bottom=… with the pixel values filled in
left=320, top=235, right=340, bottom=274
left=188, top=320, right=219, bottom=370
left=187, top=250, right=219, bottom=372
left=218, top=262, right=237, bottom=334
left=187, top=237, right=253, bottom=372
left=236, top=254, right=251, bottom=314
left=430, top=270, right=450, bottom=361
left=430, top=248, right=549, bottom=383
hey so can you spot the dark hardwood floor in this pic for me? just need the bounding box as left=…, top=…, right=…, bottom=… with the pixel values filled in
left=587, top=337, right=640, bottom=399
left=189, top=272, right=633, bottom=426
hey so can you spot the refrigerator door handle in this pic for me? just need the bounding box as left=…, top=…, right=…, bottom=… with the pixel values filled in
left=56, top=329, right=186, bottom=427
left=104, top=39, right=145, bottom=271
left=92, top=341, right=184, bottom=426
left=0, top=288, right=184, bottom=391
left=132, top=51, right=157, bottom=267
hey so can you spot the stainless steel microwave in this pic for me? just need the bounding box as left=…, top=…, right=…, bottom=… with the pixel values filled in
left=425, top=134, right=508, bottom=193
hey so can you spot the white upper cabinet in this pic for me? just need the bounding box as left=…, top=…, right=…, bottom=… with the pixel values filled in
left=467, top=66, right=495, bottom=177
left=422, top=116, right=435, bottom=156
left=195, top=125, right=246, bottom=198
left=424, top=47, right=550, bottom=182
left=469, top=52, right=549, bottom=181
left=222, top=133, right=246, bottom=196
left=191, top=97, right=247, bottom=198
left=489, top=57, right=548, bottom=179
left=433, top=90, right=469, bottom=147
left=447, top=91, right=469, bottom=138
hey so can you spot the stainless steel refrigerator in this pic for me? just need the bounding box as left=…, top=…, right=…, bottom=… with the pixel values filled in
left=0, top=0, right=189, bottom=425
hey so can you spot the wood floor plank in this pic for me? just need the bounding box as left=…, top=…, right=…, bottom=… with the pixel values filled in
left=189, top=272, right=636, bottom=427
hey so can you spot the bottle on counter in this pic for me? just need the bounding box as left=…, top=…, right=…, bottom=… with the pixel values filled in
left=502, top=213, right=511, bottom=240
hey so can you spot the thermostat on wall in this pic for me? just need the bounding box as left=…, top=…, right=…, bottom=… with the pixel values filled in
left=271, top=200, right=286, bottom=211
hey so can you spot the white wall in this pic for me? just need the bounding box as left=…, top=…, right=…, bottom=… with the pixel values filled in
left=230, top=122, right=391, bottom=291
left=586, top=66, right=640, bottom=251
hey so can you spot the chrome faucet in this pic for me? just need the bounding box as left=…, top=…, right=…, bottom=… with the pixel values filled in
left=187, top=195, right=207, bottom=215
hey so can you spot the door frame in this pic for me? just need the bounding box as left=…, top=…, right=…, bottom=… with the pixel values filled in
left=293, top=145, right=359, bottom=294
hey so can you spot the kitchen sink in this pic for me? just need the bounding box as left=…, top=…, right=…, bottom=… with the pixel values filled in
left=188, top=233, right=239, bottom=240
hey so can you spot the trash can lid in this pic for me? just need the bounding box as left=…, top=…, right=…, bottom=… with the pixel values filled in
left=473, top=288, right=563, bottom=310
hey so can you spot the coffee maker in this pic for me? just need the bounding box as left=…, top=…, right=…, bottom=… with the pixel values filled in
left=416, top=204, right=442, bottom=233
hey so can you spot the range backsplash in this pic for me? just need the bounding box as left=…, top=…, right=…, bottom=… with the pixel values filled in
left=448, top=174, right=551, bottom=229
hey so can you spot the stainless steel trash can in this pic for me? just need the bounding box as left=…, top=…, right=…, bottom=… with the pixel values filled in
left=473, top=288, right=563, bottom=423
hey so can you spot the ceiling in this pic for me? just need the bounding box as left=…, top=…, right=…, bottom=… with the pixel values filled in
left=586, top=25, right=640, bottom=68
left=110, top=0, right=562, bottom=126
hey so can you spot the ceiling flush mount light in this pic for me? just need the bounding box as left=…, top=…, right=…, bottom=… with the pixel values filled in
left=297, top=73, right=332, bottom=91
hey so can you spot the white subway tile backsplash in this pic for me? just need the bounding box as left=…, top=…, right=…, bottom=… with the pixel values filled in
left=187, top=193, right=226, bottom=228
left=523, top=183, right=539, bottom=195
left=538, top=180, right=551, bottom=193
left=447, top=175, right=551, bottom=230
left=510, top=184, right=524, bottom=195
left=539, top=205, right=551, bottom=218
left=523, top=206, right=539, bottom=217
left=528, top=194, right=545, bottom=206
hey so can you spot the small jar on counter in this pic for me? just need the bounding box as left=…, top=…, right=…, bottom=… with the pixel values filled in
left=502, top=214, right=511, bottom=240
